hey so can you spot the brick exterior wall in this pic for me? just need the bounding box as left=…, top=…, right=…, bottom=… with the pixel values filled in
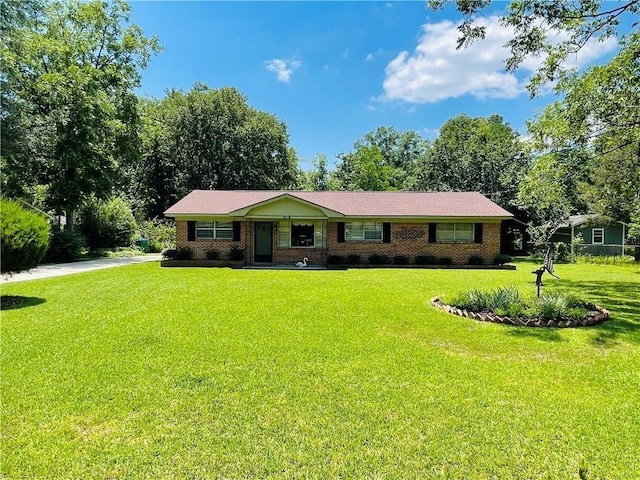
left=176, top=220, right=250, bottom=262
left=176, top=220, right=503, bottom=266
left=326, top=222, right=501, bottom=265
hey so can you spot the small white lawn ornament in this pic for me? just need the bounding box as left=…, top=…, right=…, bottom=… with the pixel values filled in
left=296, top=257, right=308, bottom=267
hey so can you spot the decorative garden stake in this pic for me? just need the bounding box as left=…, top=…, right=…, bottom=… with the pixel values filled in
left=532, top=248, right=559, bottom=298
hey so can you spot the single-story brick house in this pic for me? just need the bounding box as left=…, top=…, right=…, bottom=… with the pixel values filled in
left=550, top=214, right=629, bottom=256
left=164, top=190, right=513, bottom=266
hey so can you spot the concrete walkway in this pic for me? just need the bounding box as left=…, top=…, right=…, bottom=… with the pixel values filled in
left=1, top=254, right=162, bottom=284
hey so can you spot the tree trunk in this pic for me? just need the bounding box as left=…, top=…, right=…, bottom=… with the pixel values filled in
left=65, top=208, right=75, bottom=231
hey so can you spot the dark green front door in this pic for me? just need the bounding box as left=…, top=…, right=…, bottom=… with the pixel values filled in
left=254, top=222, right=273, bottom=263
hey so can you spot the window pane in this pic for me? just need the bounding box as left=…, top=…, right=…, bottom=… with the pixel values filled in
left=436, top=223, right=454, bottom=241
left=216, top=222, right=233, bottom=230
left=197, top=222, right=214, bottom=228
left=291, top=224, right=314, bottom=247
left=364, top=230, right=382, bottom=240
left=278, top=221, right=290, bottom=247
left=215, top=230, right=233, bottom=239
left=197, top=229, right=214, bottom=238
left=346, top=222, right=364, bottom=240
left=455, top=223, right=473, bottom=242
left=593, top=229, right=604, bottom=244
left=314, top=222, right=325, bottom=248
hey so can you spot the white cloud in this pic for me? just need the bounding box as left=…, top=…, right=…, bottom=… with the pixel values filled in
left=265, top=58, right=302, bottom=83
left=382, top=16, right=617, bottom=103
left=366, top=53, right=374, bottom=62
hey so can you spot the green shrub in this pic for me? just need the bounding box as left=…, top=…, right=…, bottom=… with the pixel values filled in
left=368, top=254, right=390, bottom=265
left=43, top=229, right=86, bottom=263
left=393, top=255, right=409, bottom=265
left=450, top=289, right=490, bottom=311
left=137, top=219, right=176, bottom=253
left=345, top=254, right=361, bottom=265
left=536, top=293, right=569, bottom=320
left=555, top=242, right=572, bottom=262
left=162, top=249, right=177, bottom=260
left=176, top=247, right=193, bottom=260
left=438, top=257, right=453, bottom=265
left=486, top=286, right=521, bottom=312
left=576, top=254, right=635, bottom=265
left=78, top=196, right=137, bottom=249
left=468, top=255, right=484, bottom=265
left=327, top=255, right=344, bottom=265
left=494, top=253, right=513, bottom=265
left=228, top=247, right=244, bottom=261
left=0, top=198, right=50, bottom=274
left=91, top=247, right=143, bottom=258
left=415, top=255, right=437, bottom=265
left=451, top=286, right=521, bottom=314
left=206, top=250, right=220, bottom=260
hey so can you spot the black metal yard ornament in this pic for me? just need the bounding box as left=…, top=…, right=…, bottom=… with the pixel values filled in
left=532, top=248, right=560, bottom=298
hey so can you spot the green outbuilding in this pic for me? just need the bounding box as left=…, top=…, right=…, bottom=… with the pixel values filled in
left=551, top=214, right=629, bottom=256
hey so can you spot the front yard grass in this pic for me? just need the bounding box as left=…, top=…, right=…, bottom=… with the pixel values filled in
left=1, top=261, right=639, bottom=478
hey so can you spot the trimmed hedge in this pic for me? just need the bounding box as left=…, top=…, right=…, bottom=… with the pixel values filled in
left=0, top=199, right=50, bottom=274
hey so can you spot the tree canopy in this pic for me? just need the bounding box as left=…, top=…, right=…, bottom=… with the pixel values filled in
left=1, top=0, right=160, bottom=228
left=131, top=85, right=300, bottom=218
left=428, top=0, right=639, bottom=94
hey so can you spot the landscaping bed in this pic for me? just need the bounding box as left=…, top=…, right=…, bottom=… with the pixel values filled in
left=432, top=285, right=610, bottom=327
left=431, top=296, right=609, bottom=327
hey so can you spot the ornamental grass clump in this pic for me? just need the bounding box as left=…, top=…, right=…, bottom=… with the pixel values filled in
left=449, top=287, right=590, bottom=321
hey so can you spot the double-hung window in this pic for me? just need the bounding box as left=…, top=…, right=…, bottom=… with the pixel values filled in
left=345, top=222, right=383, bottom=241
left=196, top=221, right=233, bottom=239
left=592, top=228, right=604, bottom=244
left=436, top=223, right=474, bottom=242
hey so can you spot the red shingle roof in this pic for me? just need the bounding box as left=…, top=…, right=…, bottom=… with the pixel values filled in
left=164, top=190, right=513, bottom=218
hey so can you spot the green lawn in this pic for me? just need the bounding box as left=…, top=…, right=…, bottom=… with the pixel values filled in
left=2, top=261, right=639, bottom=479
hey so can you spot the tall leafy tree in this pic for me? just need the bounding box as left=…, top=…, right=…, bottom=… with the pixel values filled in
left=525, top=32, right=640, bottom=235
left=132, top=85, right=300, bottom=218
left=298, top=154, right=336, bottom=191
left=1, top=0, right=160, bottom=229
left=428, top=0, right=639, bottom=94
left=335, top=127, right=428, bottom=191
left=418, top=114, right=530, bottom=211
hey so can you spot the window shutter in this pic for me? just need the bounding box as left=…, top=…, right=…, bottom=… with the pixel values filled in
left=187, top=221, right=196, bottom=241
left=428, top=223, right=436, bottom=243
left=337, top=222, right=345, bottom=243
left=232, top=221, right=241, bottom=241
left=383, top=223, right=391, bottom=243
left=474, top=223, right=483, bottom=244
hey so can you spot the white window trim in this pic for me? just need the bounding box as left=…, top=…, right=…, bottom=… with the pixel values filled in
left=592, top=228, right=604, bottom=245
left=436, top=223, right=474, bottom=243
left=345, top=222, right=383, bottom=241
left=196, top=221, right=233, bottom=240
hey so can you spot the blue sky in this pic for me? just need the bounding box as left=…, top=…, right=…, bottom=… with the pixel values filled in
left=130, top=1, right=620, bottom=169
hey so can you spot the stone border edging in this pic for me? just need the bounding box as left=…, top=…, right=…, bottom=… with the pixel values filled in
left=430, top=297, right=609, bottom=328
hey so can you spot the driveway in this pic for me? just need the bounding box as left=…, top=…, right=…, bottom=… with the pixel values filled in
left=1, top=254, right=162, bottom=284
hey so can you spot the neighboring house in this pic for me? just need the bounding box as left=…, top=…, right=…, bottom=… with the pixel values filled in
left=550, top=214, right=629, bottom=256
left=164, top=190, right=513, bottom=266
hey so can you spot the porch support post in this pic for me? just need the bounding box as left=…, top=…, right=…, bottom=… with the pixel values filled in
left=571, top=223, right=575, bottom=255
